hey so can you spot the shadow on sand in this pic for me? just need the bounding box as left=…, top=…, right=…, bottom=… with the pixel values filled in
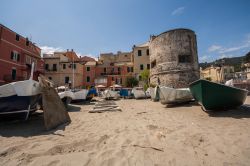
left=71, top=100, right=96, bottom=106
left=206, top=104, right=250, bottom=119
left=0, top=111, right=69, bottom=138
left=164, top=101, right=199, bottom=108
left=67, top=105, right=81, bottom=112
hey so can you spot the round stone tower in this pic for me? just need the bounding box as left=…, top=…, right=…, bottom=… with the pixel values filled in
left=149, top=28, right=199, bottom=88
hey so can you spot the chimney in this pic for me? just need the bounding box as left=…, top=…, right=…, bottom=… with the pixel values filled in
left=71, top=49, right=73, bottom=52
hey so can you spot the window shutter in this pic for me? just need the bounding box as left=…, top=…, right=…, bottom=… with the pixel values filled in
left=11, top=51, right=14, bottom=60
left=17, top=54, right=20, bottom=61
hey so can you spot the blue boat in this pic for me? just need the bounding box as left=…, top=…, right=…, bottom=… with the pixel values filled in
left=0, top=79, right=42, bottom=119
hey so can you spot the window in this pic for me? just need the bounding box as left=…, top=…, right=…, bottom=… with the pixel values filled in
left=147, top=64, right=150, bottom=69
left=178, top=55, right=191, bottom=63
left=63, top=64, right=66, bottom=69
left=151, top=60, right=156, bottom=68
left=53, top=64, right=57, bottom=71
left=65, top=76, right=69, bottom=83
left=139, top=75, right=142, bottom=81
left=26, top=38, right=29, bottom=46
left=112, top=77, right=114, bottom=81
left=48, top=77, right=52, bottom=80
left=73, top=64, right=76, bottom=69
left=104, top=67, right=106, bottom=73
left=138, top=50, right=142, bottom=56
left=127, top=67, right=130, bottom=73
left=10, top=51, right=20, bottom=61
left=45, top=64, right=49, bottom=70
left=147, top=49, right=149, bottom=55
left=120, top=78, right=122, bottom=84
left=11, top=68, right=16, bottom=80
left=125, top=54, right=127, bottom=57
left=16, top=34, right=19, bottom=41
left=87, top=67, right=90, bottom=71
left=87, top=76, right=90, bottom=82
left=118, top=67, right=121, bottom=74
left=140, top=64, right=144, bottom=70
left=131, top=67, right=133, bottom=72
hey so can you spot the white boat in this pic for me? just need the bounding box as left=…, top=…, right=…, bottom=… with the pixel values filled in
left=132, top=87, right=146, bottom=99
left=0, top=63, right=41, bottom=119
left=145, top=88, right=151, bottom=98
left=149, top=86, right=160, bottom=101
left=102, top=89, right=120, bottom=99
left=56, top=86, right=74, bottom=107
left=159, top=86, right=193, bottom=104
left=71, top=89, right=89, bottom=101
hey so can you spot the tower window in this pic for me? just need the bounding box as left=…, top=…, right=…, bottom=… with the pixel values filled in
left=179, top=55, right=191, bottom=63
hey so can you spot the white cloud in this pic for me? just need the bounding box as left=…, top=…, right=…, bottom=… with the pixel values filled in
left=207, top=34, right=250, bottom=55
left=200, top=55, right=209, bottom=62
left=208, top=45, right=222, bottom=52
left=171, top=7, right=185, bottom=16
left=219, top=54, right=233, bottom=59
left=40, top=46, right=64, bottom=56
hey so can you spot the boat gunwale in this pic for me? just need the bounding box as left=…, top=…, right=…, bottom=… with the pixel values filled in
left=189, top=79, right=248, bottom=93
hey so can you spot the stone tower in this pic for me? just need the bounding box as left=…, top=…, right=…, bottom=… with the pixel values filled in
left=149, top=28, right=199, bottom=88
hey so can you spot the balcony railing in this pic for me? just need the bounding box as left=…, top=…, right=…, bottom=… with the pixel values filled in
left=101, top=72, right=121, bottom=75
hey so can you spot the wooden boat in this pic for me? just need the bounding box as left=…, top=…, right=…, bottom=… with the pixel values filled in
left=0, top=80, right=41, bottom=118
left=0, top=63, right=41, bottom=119
left=189, top=79, right=248, bottom=110
left=56, top=86, right=74, bottom=108
left=132, top=87, right=146, bottom=99
left=149, top=86, right=160, bottom=101
left=71, top=89, right=89, bottom=101
left=159, top=86, right=193, bottom=104
left=102, top=89, right=120, bottom=99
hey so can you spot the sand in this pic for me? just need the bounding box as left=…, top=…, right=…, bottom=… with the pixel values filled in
left=1, top=97, right=250, bottom=166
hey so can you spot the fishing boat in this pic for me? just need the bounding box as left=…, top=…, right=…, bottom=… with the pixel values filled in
left=189, top=79, right=248, bottom=110
left=159, top=86, right=193, bottom=104
left=149, top=86, right=160, bottom=101
left=132, top=87, right=146, bottom=99
left=102, top=89, right=120, bottom=100
left=71, top=89, right=89, bottom=102
left=56, top=86, right=74, bottom=108
left=0, top=63, right=41, bottom=119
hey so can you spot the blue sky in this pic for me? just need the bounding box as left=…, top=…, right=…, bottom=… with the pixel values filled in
left=0, top=0, right=250, bottom=62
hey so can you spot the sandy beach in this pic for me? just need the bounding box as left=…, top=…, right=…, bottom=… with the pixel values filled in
left=1, top=97, right=250, bottom=166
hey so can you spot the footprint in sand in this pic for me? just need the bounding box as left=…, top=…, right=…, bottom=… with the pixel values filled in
left=47, top=160, right=60, bottom=166
left=147, top=124, right=158, bottom=130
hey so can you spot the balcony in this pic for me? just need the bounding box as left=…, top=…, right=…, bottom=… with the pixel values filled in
left=100, top=72, right=121, bottom=76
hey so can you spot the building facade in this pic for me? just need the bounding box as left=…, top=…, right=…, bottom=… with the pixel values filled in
left=200, top=65, right=235, bottom=82
left=92, top=51, right=134, bottom=87
left=43, top=50, right=83, bottom=88
left=0, top=24, right=43, bottom=85
left=132, top=42, right=150, bottom=83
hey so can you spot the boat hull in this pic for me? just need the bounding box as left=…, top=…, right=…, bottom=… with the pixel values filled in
left=189, top=79, right=248, bottom=110
left=0, top=94, right=42, bottom=113
left=149, top=86, right=160, bottom=102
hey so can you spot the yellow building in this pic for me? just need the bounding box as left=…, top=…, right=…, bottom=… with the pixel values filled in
left=43, top=50, right=83, bottom=88
left=200, top=65, right=234, bottom=82
left=132, top=42, right=150, bottom=83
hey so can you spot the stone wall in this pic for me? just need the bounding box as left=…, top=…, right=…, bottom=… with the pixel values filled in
left=149, top=29, right=199, bottom=88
